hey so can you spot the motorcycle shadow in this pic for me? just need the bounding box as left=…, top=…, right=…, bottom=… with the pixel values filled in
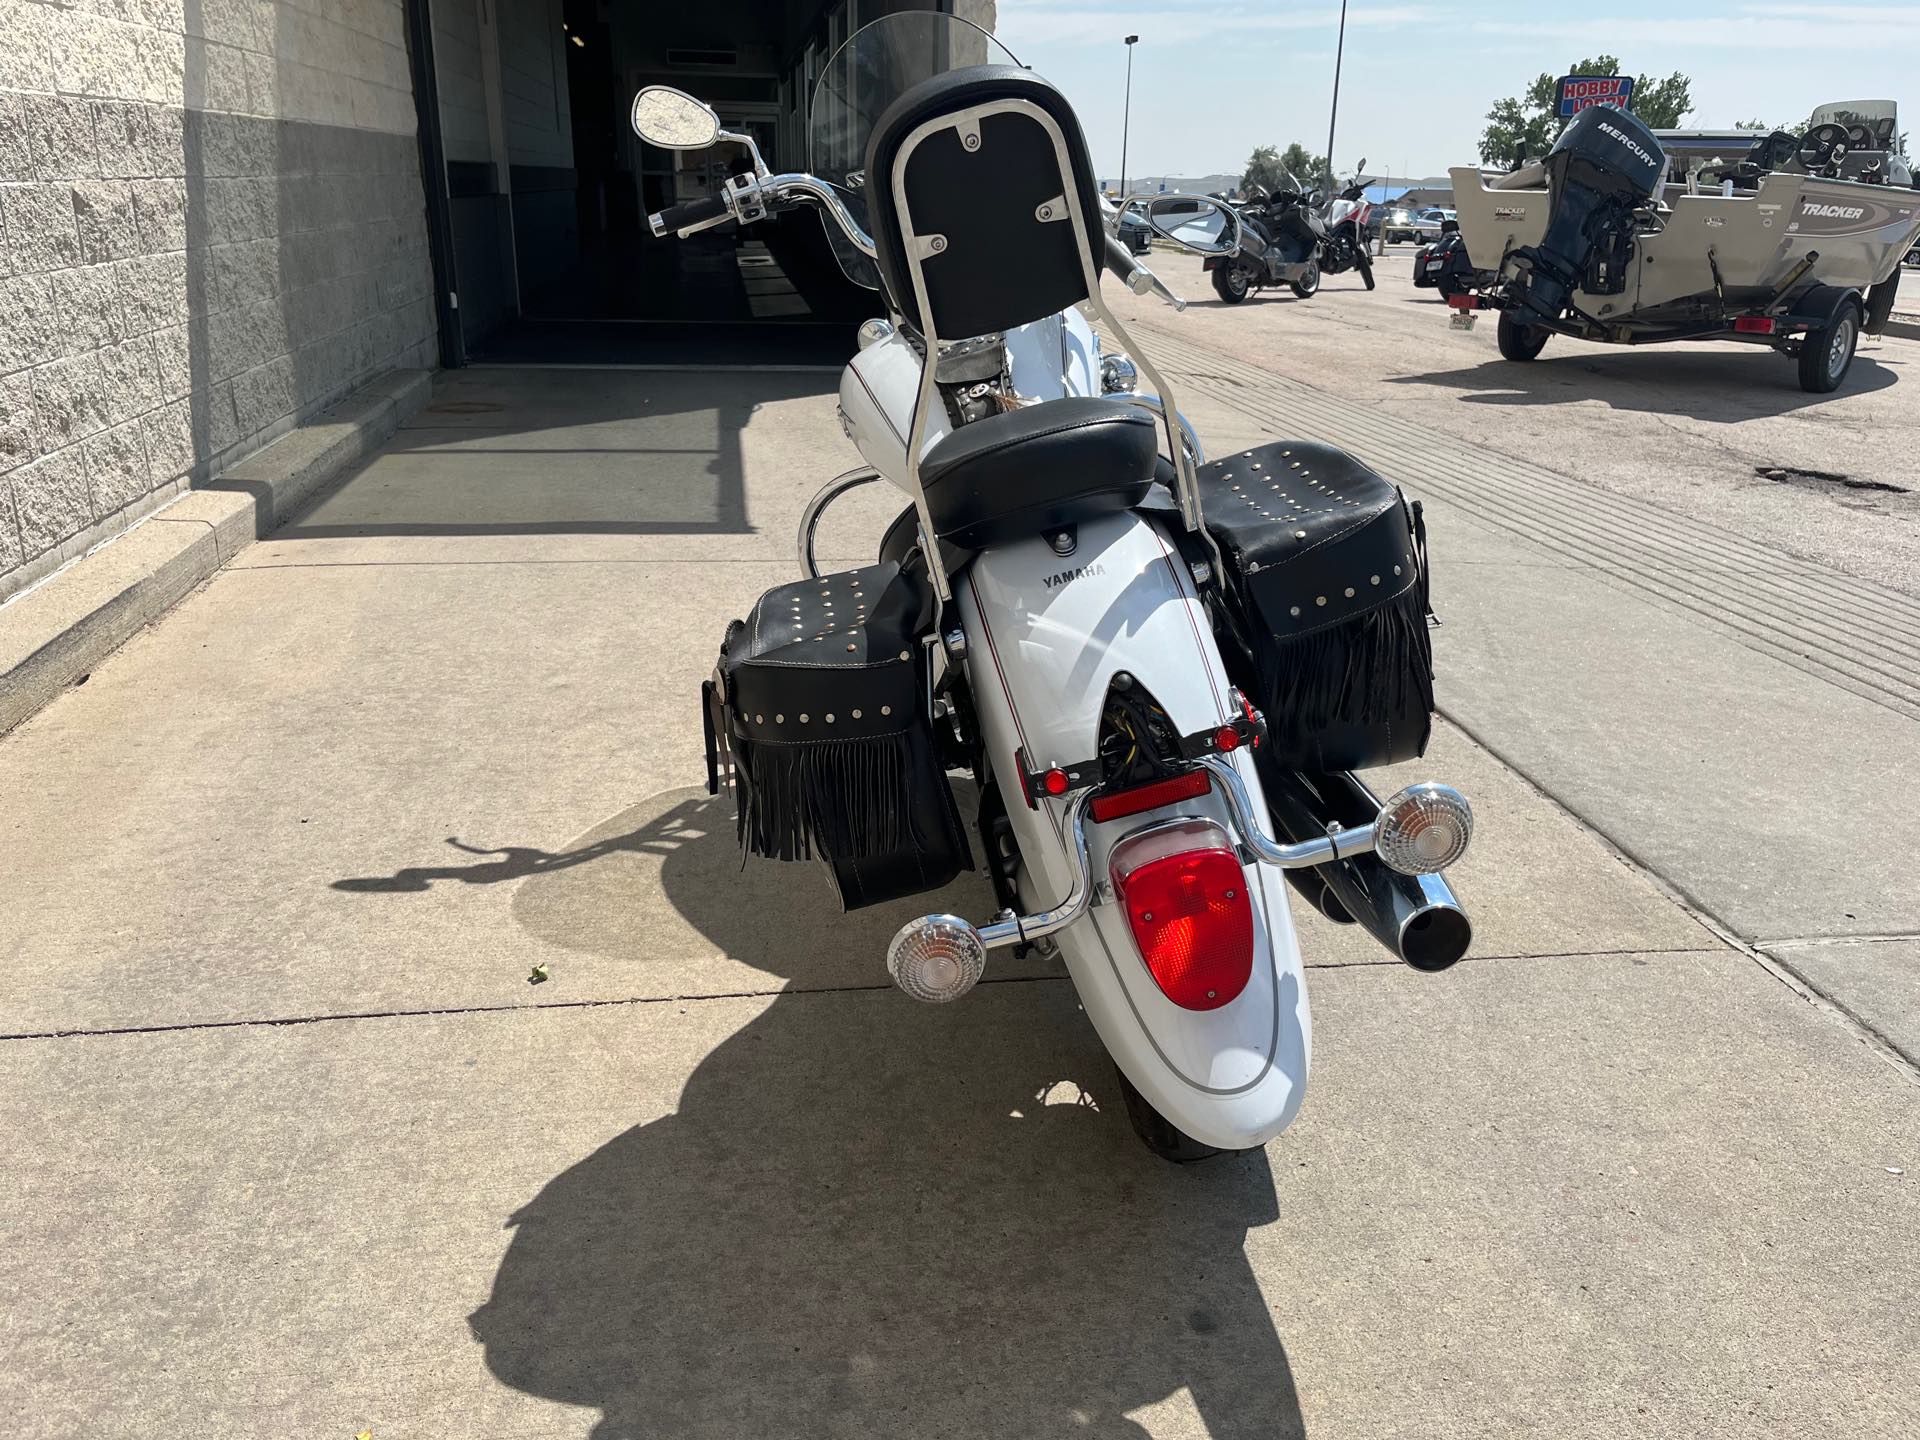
left=471, top=789, right=1308, bottom=1439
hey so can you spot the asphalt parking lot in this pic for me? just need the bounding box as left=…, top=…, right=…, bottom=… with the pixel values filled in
left=1121, top=247, right=1920, bottom=594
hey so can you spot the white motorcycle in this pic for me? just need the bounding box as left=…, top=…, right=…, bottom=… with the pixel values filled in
left=642, top=12, right=1474, bottom=1162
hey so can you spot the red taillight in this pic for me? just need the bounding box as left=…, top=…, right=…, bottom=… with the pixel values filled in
left=1042, top=767, right=1071, bottom=797
left=1109, top=821, right=1253, bottom=1011
left=1446, top=291, right=1479, bottom=310
left=1734, top=315, right=1776, bottom=334
left=1214, top=725, right=1241, bottom=753
left=1089, top=769, right=1211, bottom=824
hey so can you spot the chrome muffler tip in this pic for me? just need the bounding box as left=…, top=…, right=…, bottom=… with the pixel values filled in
left=1374, top=784, right=1473, bottom=876
left=887, top=914, right=987, bottom=1003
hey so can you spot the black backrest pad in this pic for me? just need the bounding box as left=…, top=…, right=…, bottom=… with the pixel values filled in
left=865, top=66, right=1104, bottom=338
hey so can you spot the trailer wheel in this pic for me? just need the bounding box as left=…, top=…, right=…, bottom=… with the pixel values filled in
left=1798, top=296, right=1861, bottom=393
left=1496, top=311, right=1550, bottom=361
left=1211, top=263, right=1250, bottom=304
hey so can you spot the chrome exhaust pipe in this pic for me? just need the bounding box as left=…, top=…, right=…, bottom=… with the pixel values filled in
left=1261, top=765, right=1473, bottom=972
left=1284, top=868, right=1356, bottom=925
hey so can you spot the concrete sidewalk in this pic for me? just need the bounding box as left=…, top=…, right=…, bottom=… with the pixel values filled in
left=2, top=363, right=1917, bottom=1437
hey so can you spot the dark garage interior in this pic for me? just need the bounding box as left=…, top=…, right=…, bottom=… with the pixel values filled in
left=423, top=0, right=947, bottom=365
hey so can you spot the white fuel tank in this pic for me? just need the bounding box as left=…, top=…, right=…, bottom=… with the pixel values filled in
left=839, top=330, right=947, bottom=490
left=837, top=312, right=1104, bottom=491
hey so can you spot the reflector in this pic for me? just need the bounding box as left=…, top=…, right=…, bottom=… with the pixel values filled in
left=1089, top=769, right=1211, bottom=824
left=1374, top=784, right=1473, bottom=875
left=887, top=914, right=986, bottom=1003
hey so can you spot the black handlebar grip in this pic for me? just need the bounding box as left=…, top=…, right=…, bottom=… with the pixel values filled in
left=652, top=194, right=730, bottom=236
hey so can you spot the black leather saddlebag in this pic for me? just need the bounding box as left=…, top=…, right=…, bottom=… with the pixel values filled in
left=1199, top=441, right=1434, bottom=771
left=701, top=561, right=972, bottom=910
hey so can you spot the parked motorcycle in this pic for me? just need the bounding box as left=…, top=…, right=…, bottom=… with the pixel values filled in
left=1319, top=167, right=1378, bottom=291
left=1414, top=218, right=1478, bottom=298
left=638, top=11, right=1475, bottom=1162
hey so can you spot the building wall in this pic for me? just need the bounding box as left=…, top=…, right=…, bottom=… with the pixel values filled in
left=0, top=0, right=439, bottom=603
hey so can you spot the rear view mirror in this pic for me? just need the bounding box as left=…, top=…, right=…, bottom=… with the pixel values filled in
left=631, top=86, right=720, bottom=150
left=1143, top=194, right=1241, bottom=255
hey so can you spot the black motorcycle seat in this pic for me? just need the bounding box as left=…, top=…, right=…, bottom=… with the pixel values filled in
left=919, top=397, right=1159, bottom=549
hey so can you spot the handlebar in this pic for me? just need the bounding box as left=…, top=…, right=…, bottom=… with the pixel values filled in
left=651, top=171, right=1189, bottom=311
left=648, top=171, right=879, bottom=254
left=1103, top=233, right=1155, bottom=294
left=649, top=194, right=731, bottom=238
left=1103, top=232, right=1185, bottom=311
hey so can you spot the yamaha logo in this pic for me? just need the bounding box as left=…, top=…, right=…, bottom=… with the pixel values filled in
left=1597, top=122, right=1656, bottom=168
left=1043, top=563, right=1105, bottom=589
left=1801, top=202, right=1866, bottom=220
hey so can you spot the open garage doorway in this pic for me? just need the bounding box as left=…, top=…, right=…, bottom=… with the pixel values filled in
left=422, top=0, right=964, bottom=366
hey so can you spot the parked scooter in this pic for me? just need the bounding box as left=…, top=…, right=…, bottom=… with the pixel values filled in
left=1207, top=169, right=1377, bottom=301
left=639, top=12, right=1474, bottom=1163
left=1205, top=175, right=1326, bottom=302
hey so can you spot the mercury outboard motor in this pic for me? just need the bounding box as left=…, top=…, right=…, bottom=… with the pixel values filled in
left=1509, top=106, right=1665, bottom=322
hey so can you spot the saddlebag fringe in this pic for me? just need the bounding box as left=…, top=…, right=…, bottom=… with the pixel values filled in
left=1198, top=440, right=1436, bottom=771
left=702, top=559, right=972, bottom=907
left=732, top=731, right=916, bottom=863
left=1254, top=574, right=1434, bottom=770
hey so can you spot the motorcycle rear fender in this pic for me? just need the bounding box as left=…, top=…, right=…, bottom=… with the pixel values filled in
left=956, top=510, right=1312, bottom=1151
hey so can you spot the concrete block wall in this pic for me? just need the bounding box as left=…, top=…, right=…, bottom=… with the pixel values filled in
left=0, top=0, right=439, bottom=603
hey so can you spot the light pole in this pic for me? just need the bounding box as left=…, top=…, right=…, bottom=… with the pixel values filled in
left=1324, top=0, right=1348, bottom=190
left=1119, top=34, right=1139, bottom=198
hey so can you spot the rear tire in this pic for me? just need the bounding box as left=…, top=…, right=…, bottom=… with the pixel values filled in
left=1114, top=1065, right=1228, bottom=1164
left=1289, top=261, right=1320, bottom=299
left=1211, top=263, right=1251, bottom=304
left=1798, top=297, right=1861, bottom=393
left=1496, top=311, right=1550, bottom=361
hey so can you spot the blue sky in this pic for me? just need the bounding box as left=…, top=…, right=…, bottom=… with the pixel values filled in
left=991, top=1, right=1920, bottom=181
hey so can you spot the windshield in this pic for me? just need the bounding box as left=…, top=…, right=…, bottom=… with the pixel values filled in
left=1811, top=99, right=1896, bottom=126
left=809, top=12, right=1021, bottom=287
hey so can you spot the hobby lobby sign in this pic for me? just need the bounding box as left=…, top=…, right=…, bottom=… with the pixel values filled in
left=1556, top=75, right=1635, bottom=116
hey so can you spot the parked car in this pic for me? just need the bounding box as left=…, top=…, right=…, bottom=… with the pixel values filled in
left=1117, top=201, right=1155, bottom=255
left=1383, top=206, right=1455, bottom=244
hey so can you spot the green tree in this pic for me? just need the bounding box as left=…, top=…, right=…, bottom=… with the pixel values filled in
left=1278, top=141, right=1329, bottom=188
left=1241, top=145, right=1284, bottom=195
left=1242, top=142, right=1327, bottom=196
left=1479, top=57, right=1693, bottom=166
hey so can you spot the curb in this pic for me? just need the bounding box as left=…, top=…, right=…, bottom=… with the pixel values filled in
left=0, top=368, right=433, bottom=737
left=1883, top=317, right=1920, bottom=342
